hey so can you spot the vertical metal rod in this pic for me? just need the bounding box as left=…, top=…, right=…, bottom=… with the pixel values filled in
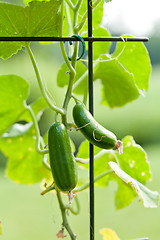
left=88, top=1, right=94, bottom=240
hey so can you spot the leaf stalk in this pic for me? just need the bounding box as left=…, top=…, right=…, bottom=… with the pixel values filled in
left=26, top=45, right=65, bottom=115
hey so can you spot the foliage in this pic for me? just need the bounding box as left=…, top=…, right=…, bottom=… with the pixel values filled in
left=99, top=228, right=120, bottom=240
left=0, top=0, right=62, bottom=59
left=0, top=0, right=159, bottom=239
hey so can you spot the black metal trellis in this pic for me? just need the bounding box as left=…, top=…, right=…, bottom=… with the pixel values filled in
left=0, top=36, right=148, bottom=41
left=0, top=1, right=149, bottom=240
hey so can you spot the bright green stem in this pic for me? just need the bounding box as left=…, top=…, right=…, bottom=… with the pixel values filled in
left=65, top=0, right=75, bottom=10
left=72, top=60, right=99, bottom=91
left=73, top=169, right=113, bottom=193
left=26, top=105, right=49, bottom=155
left=41, top=187, right=80, bottom=216
left=42, top=153, right=51, bottom=170
left=60, top=1, right=80, bottom=125
left=65, top=3, right=73, bottom=37
left=41, top=185, right=55, bottom=195
left=75, top=149, right=112, bottom=164
left=26, top=45, right=65, bottom=116
left=74, top=0, right=102, bottom=32
left=56, top=188, right=77, bottom=240
left=73, top=0, right=83, bottom=30
left=65, top=195, right=80, bottom=215
left=59, top=2, right=75, bottom=74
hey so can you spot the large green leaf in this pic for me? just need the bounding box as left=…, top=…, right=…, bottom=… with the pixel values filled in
left=99, top=228, right=120, bottom=240
left=0, top=123, right=49, bottom=184
left=115, top=179, right=137, bottom=209
left=70, top=35, right=151, bottom=106
left=112, top=37, right=151, bottom=91
left=76, top=136, right=156, bottom=208
left=0, top=74, right=29, bottom=136
left=77, top=140, right=114, bottom=186
left=109, top=161, right=159, bottom=208
left=57, top=28, right=111, bottom=95
left=116, top=136, right=151, bottom=184
left=94, top=56, right=140, bottom=107
left=82, top=27, right=111, bottom=60
left=93, top=27, right=111, bottom=60
left=92, top=0, right=104, bottom=30
left=57, top=61, right=87, bottom=95
left=0, top=0, right=62, bottom=59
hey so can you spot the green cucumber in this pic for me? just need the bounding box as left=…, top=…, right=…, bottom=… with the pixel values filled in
left=73, top=102, right=119, bottom=150
left=48, top=122, right=77, bottom=192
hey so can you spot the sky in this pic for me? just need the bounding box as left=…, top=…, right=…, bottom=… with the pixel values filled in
left=103, top=0, right=160, bottom=36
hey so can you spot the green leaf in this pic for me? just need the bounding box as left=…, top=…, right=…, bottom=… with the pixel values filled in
left=0, top=75, right=29, bottom=136
left=115, top=179, right=137, bottom=209
left=116, top=136, right=151, bottom=184
left=109, top=161, right=159, bottom=208
left=20, top=98, right=48, bottom=122
left=77, top=140, right=114, bottom=186
left=0, top=0, right=62, bottom=59
left=94, top=56, right=140, bottom=107
left=82, top=27, right=111, bottom=60
left=70, top=28, right=111, bottom=95
left=112, top=36, right=151, bottom=91
left=92, top=1, right=104, bottom=30
left=76, top=136, right=156, bottom=209
left=93, top=27, right=111, bottom=60
left=99, top=228, right=120, bottom=240
left=57, top=61, right=88, bottom=94
left=57, top=62, right=71, bottom=88
left=113, top=135, right=152, bottom=209
left=0, top=123, right=49, bottom=184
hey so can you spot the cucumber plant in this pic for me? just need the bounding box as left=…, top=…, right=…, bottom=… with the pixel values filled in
left=0, top=0, right=159, bottom=239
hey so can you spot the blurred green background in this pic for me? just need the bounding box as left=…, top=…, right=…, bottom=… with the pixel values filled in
left=0, top=0, right=160, bottom=240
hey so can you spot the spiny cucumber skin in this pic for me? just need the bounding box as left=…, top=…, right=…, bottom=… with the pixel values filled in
left=73, top=103, right=117, bottom=149
left=48, top=122, right=77, bottom=192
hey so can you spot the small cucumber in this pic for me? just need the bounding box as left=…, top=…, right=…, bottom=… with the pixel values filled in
left=48, top=122, right=77, bottom=192
left=73, top=103, right=119, bottom=150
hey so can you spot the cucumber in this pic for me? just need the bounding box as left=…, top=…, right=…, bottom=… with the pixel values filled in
left=48, top=122, right=77, bottom=192
left=73, top=103, right=118, bottom=150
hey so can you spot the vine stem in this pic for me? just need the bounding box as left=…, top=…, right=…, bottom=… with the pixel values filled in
left=75, top=149, right=112, bottom=164
left=59, top=1, right=80, bottom=125
left=56, top=187, right=77, bottom=240
left=41, top=187, right=80, bottom=215
left=72, top=60, right=99, bottom=91
left=65, top=195, right=80, bottom=215
left=73, top=0, right=83, bottom=28
left=73, top=169, right=113, bottom=193
left=26, top=45, right=65, bottom=116
left=65, top=0, right=75, bottom=10
left=59, top=2, right=75, bottom=74
left=26, top=105, right=49, bottom=155
left=74, top=0, right=102, bottom=32
left=65, top=3, right=73, bottom=37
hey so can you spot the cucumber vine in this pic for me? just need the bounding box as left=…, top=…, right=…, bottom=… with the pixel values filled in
left=0, top=0, right=159, bottom=239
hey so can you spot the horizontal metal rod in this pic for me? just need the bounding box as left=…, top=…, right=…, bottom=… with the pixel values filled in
left=0, top=36, right=149, bottom=42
